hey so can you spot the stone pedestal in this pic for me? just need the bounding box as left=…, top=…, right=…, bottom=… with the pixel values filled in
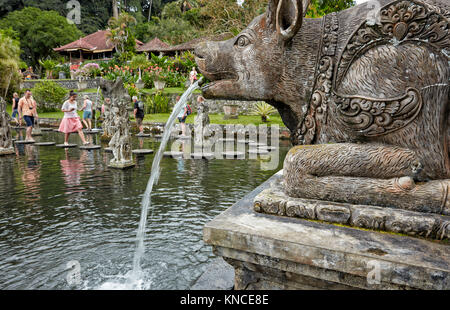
left=108, top=161, right=135, bottom=169
left=0, top=147, right=14, bottom=156
left=204, top=171, right=450, bottom=290
left=223, top=104, right=239, bottom=120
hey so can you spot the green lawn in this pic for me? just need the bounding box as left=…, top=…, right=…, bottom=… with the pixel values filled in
left=143, top=113, right=285, bottom=126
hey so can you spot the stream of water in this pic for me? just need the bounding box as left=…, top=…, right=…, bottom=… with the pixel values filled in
left=99, top=79, right=204, bottom=289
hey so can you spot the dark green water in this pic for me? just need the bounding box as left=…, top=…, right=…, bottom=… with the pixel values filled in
left=0, top=130, right=289, bottom=289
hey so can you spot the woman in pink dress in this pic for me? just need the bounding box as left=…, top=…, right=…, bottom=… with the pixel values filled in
left=58, top=91, right=89, bottom=146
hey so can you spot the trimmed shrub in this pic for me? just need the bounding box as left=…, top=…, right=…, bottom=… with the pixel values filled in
left=32, top=80, right=68, bottom=112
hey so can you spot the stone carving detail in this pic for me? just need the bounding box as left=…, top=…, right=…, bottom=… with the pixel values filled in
left=294, top=12, right=338, bottom=145
left=335, top=0, right=449, bottom=88
left=0, top=97, right=14, bottom=155
left=254, top=184, right=450, bottom=240
left=332, top=87, right=423, bottom=136
left=99, top=78, right=134, bottom=168
left=195, top=0, right=449, bottom=238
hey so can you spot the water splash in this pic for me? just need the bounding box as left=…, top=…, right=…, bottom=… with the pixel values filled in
left=129, top=78, right=203, bottom=286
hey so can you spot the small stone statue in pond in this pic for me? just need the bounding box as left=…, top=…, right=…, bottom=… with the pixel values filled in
left=194, top=96, right=213, bottom=147
left=99, top=78, right=134, bottom=168
left=100, top=78, right=130, bottom=141
left=0, top=97, right=14, bottom=156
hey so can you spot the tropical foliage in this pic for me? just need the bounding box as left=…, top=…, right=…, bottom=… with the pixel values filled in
left=0, top=30, right=21, bottom=97
left=0, top=7, right=83, bottom=67
left=250, top=101, right=277, bottom=123
left=32, top=80, right=68, bottom=112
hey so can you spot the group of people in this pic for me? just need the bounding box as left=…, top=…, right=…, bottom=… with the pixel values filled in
left=10, top=66, right=202, bottom=144
left=10, top=90, right=93, bottom=145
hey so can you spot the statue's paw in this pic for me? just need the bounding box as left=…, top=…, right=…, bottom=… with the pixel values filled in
left=395, top=176, right=416, bottom=191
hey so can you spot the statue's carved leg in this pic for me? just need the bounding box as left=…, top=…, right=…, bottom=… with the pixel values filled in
left=283, top=143, right=449, bottom=215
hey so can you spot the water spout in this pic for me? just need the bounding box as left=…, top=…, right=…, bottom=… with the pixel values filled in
left=130, top=78, right=203, bottom=281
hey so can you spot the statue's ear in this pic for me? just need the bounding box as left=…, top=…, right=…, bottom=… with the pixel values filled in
left=268, top=0, right=308, bottom=42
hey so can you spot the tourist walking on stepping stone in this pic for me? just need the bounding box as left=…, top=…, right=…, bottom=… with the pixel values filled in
left=58, top=91, right=89, bottom=146
left=11, top=93, right=19, bottom=125
left=18, top=90, right=39, bottom=142
left=133, top=96, right=145, bottom=136
left=81, top=95, right=93, bottom=131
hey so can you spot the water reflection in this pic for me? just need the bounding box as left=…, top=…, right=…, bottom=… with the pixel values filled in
left=0, top=131, right=290, bottom=289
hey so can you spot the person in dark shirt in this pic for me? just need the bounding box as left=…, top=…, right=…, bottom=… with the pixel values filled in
left=11, top=93, right=20, bottom=125
left=133, top=96, right=145, bottom=135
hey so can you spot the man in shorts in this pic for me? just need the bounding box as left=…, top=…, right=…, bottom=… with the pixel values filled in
left=133, top=96, right=145, bottom=135
left=18, top=90, right=39, bottom=142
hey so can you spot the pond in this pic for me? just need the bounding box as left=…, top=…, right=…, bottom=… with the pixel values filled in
left=0, top=130, right=290, bottom=289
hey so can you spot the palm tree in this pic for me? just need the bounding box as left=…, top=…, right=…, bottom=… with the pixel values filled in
left=112, top=0, right=119, bottom=18
left=106, top=12, right=137, bottom=55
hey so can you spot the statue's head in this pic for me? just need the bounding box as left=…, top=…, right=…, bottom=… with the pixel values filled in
left=195, top=0, right=309, bottom=101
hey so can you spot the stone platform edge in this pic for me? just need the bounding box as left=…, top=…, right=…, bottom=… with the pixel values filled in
left=203, top=171, right=450, bottom=290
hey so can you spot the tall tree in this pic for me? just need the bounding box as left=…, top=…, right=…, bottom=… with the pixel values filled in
left=113, top=0, right=119, bottom=18
left=0, top=7, right=83, bottom=67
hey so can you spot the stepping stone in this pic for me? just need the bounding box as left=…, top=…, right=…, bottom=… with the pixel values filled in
left=248, top=149, right=269, bottom=155
left=104, top=147, right=113, bottom=153
left=154, top=135, right=163, bottom=138
left=90, top=128, right=103, bottom=133
left=53, top=129, right=61, bottom=132
left=190, top=152, right=215, bottom=159
left=221, top=151, right=245, bottom=158
left=35, top=142, right=56, bottom=146
left=56, top=144, right=77, bottom=148
left=135, top=133, right=152, bottom=137
left=79, top=145, right=101, bottom=150
left=14, top=140, right=35, bottom=144
left=175, top=135, right=191, bottom=140
left=83, top=130, right=100, bottom=135
left=163, top=151, right=184, bottom=158
left=132, top=149, right=154, bottom=155
left=41, top=128, right=54, bottom=132
left=12, top=126, right=25, bottom=130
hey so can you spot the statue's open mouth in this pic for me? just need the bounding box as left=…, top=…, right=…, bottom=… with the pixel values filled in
left=195, top=56, right=238, bottom=93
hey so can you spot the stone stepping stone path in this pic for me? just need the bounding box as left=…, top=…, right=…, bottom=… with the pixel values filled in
left=221, top=151, right=245, bottom=158
left=163, top=151, right=184, bottom=158
left=14, top=140, right=35, bottom=144
left=132, top=149, right=154, bottom=155
left=104, top=147, right=113, bottom=153
left=41, top=128, right=54, bottom=132
left=56, top=144, right=77, bottom=148
left=79, top=145, right=101, bottom=150
left=190, top=152, right=215, bottom=159
left=35, top=142, right=56, bottom=146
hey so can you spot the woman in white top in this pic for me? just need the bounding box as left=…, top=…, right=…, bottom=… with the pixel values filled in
left=81, top=95, right=93, bottom=130
left=58, top=91, right=89, bottom=146
left=189, top=67, right=198, bottom=86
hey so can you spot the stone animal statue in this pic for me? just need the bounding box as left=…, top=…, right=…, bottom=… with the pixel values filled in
left=195, top=0, right=450, bottom=214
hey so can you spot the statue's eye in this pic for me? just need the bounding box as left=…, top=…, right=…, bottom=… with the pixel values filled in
left=236, top=35, right=250, bottom=48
